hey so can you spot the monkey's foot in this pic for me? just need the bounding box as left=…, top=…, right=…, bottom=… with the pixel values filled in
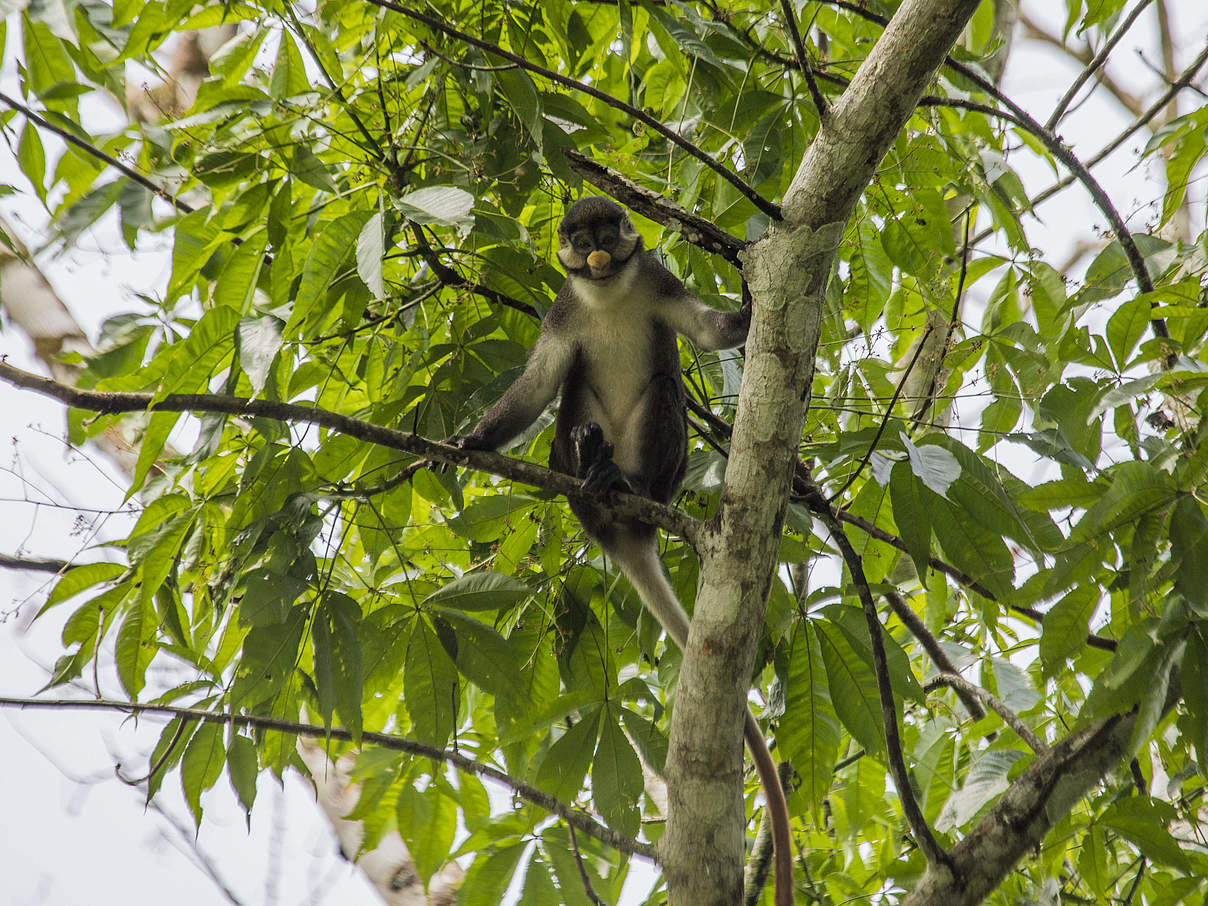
left=571, top=422, right=613, bottom=468
left=582, top=459, right=630, bottom=495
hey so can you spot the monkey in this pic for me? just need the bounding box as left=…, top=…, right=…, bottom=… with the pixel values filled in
left=449, top=197, right=792, bottom=906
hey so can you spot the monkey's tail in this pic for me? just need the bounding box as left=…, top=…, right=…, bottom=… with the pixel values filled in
left=606, top=530, right=794, bottom=906
left=605, top=529, right=691, bottom=647
left=745, top=710, right=794, bottom=906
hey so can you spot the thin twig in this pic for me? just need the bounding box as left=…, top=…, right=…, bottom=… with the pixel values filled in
left=926, top=673, right=1047, bottom=753
left=0, top=91, right=194, bottom=214
left=421, top=41, right=519, bottom=72
left=1046, top=0, right=1155, bottom=130
left=883, top=590, right=984, bottom=721
left=567, top=823, right=608, bottom=906
left=0, top=695, right=656, bottom=861
left=779, top=0, right=828, bottom=118
left=367, top=0, right=780, bottom=220
left=828, top=324, right=933, bottom=503
left=409, top=225, right=538, bottom=318
left=815, top=505, right=949, bottom=868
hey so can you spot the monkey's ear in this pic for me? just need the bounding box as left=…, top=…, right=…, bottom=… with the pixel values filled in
left=616, top=213, right=640, bottom=262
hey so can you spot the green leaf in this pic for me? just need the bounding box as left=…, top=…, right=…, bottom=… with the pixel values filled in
left=215, top=231, right=269, bottom=313
left=1040, top=586, right=1098, bottom=674
left=1170, top=497, right=1208, bottom=614
left=818, top=619, right=884, bottom=758
left=779, top=621, right=840, bottom=817
left=404, top=617, right=459, bottom=747
left=433, top=609, right=526, bottom=700
left=288, top=211, right=372, bottom=337
left=396, top=783, right=458, bottom=883
left=460, top=844, right=526, bottom=906
left=1106, top=295, right=1151, bottom=367
left=39, top=562, right=126, bottom=616
left=593, top=708, right=643, bottom=836
left=1102, top=798, right=1190, bottom=872
left=1069, top=461, right=1176, bottom=543
left=313, top=592, right=363, bottom=741
left=227, top=733, right=258, bottom=816
left=236, top=315, right=284, bottom=396
left=268, top=30, right=310, bottom=99
left=115, top=597, right=155, bottom=699
left=153, top=304, right=242, bottom=400
left=167, top=209, right=222, bottom=302
left=181, top=721, right=226, bottom=827
left=18, top=122, right=47, bottom=203
left=936, top=749, right=1024, bottom=831
left=396, top=186, right=476, bottom=230
left=889, top=460, right=933, bottom=578
left=355, top=211, right=385, bottom=299
left=518, top=857, right=560, bottom=906
left=423, top=571, right=533, bottom=612
left=536, top=706, right=600, bottom=803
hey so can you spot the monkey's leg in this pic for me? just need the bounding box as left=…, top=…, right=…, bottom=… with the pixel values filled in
left=570, top=422, right=632, bottom=495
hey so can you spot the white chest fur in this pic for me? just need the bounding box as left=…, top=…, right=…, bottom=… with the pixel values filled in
left=566, top=270, right=664, bottom=470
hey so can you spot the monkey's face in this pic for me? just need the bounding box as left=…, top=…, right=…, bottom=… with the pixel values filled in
left=557, top=197, right=641, bottom=282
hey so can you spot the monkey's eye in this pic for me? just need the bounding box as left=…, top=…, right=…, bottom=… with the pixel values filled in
left=597, top=228, right=618, bottom=249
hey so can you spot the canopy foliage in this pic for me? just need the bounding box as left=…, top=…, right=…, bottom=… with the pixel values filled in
left=4, top=0, right=1208, bottom=903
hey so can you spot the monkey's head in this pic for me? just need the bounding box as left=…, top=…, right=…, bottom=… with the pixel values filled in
left=556, top=197, right=641, bottom=282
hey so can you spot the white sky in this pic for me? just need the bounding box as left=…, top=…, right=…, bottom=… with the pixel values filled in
left=1, top=3, right=1207, bottom=905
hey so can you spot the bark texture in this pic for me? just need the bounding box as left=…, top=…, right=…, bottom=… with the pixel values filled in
left=659, top=0, right=984, bottom=902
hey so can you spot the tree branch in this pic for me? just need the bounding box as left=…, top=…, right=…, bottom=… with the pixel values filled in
left=0, top=553, right=74, bottom=573
left=365, top=0, right=780, bottom=220
left=925, top=673, right=1046, bottom=753
left=883, top=590, right=984, bottom=721
left=0, top=361, right=701, bottom=546
left=0, top=695, right=656, bottom=861
left=902, top=686, right=1179, bottom=906
left=1045, top=0, right=1155, bottom=130
left=778, top=0, right=828, bottom=118
left=0, top=91, right=195, bottom=215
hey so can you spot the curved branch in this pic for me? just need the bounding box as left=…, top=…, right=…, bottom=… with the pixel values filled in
left=0, top=361, right=701, bottom=546
left=0, top=91, right=194, bottom=214
left=0, top=695, right=656, bottom=861
left=883, top=590, right=984, bottom=721
left=366, top=0, right=780, bottom=220
left=1046, top=0, right=1155, bottom=130
left=925, top=673, right=1047, bottom=753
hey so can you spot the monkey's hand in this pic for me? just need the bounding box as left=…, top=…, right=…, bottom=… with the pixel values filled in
left=571, top=423, right=633, bottom=496
left=441, top=433, right=493, bottom=452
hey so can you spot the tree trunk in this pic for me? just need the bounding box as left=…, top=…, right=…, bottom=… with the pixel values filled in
left=660, top=0, right=984, bottom=901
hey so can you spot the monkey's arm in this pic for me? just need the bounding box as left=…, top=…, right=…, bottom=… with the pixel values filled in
left=457, top=328, right=574, bottom=450
left=658, top=291, right=750, bottom=351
